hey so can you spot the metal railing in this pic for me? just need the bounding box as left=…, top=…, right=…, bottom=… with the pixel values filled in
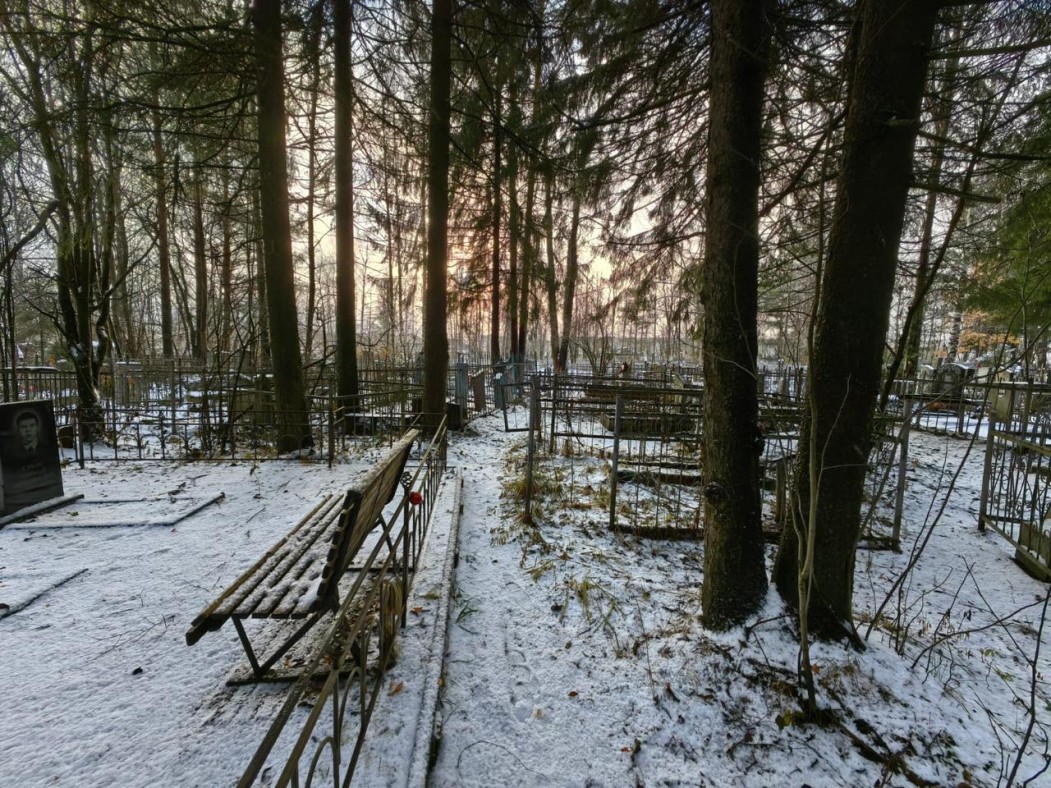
left=58, top=390, right=427, bottom=466
left=979, top=422, right=1051, bottom=580
left=515, top=374, right=908, bottom=545
left=237, top=417, right=449, bottom=787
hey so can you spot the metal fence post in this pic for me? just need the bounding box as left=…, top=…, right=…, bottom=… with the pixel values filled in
left=609, top=393, right=623, bottom=531
left=328, top=398, right=335, bottom=469
left=892, top=406, right=911, bottom=549
left=978, top=399, right=998, bottom=532
left=525, top=380, right=538, bottom=520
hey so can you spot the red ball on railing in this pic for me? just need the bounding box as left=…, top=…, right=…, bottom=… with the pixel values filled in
left=408, top=491, right=423, bottom=506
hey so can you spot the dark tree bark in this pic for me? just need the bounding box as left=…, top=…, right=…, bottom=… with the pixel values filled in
left=773, top=0, right=941, bottom=638
left=543, top=171, right=560, bottom=369
left=252, top=0, right=309, bottom=451
left=334, top=0, right=359, bottom=407
left=192, top=177, right=208, bottom=362
left=251, top=188, right=270, bottom=365
left=556, top=187, right=581, bottom=373
left=490, top=92, right=503, bottom=365
left=507, top=134, right=520, bottom=362
left=699, top=0, right=772, bottom=629
left=423, top=0, right=453, bottom=427
left=304, top=2, right=323, bottom=362
left=220, top=167, right=233, bottom=355
left=151, top=99, right=174, bottom=359
left=517, top=22, right=545, bottom=363
left=517, top=154, right=534, bottom=363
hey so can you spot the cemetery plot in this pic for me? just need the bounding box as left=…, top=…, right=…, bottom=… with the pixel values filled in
left=1, top=493, right=226, bottom=529
left=510, top=375, right=909, bottom=545
left=0, top=567, right=88, bottom=619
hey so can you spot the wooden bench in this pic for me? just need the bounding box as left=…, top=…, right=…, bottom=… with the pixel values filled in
left=185, top=429, right=420, bottom=680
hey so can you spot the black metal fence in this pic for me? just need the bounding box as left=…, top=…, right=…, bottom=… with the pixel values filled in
left=511, top=373, right=908, bottom=546
left=7, top=357, right=537, bottom=462
left=978, top=382, right=1051, bottom=579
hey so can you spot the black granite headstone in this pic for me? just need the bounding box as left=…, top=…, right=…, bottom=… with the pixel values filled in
left=0, top=400, right=64, bottom=515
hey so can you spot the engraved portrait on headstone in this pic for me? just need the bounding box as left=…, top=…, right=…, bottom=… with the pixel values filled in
left=0, top=400, right=64, bottom=515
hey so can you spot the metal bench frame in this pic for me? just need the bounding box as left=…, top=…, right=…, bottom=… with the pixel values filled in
left=185, top=429, right=419, bottom=680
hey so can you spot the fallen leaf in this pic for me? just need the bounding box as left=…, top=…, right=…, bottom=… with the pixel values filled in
left=389, top=682, right=404, bottom=695
left=568, top=690, right=578, bottom=697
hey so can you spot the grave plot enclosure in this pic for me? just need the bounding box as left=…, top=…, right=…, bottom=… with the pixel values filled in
left=510, top=374, right=909, bottom=546
left=978, top=382, right=1051, bottom=579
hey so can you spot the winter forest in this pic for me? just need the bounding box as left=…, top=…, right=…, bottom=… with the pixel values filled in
left=3, top=0, right=1051, bottom=785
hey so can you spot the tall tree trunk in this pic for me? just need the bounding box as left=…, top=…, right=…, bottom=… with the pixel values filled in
left=518, top=152, right=535, bottom=362
left=3, top=257, right=14, bottom=400
left=423, top=0, right=453, bottom=426
left=99, top=115, right=121, bottom=363
left=517, top=19, right=544, bottom=363
left=699, top=0, right=771, bottom=629
left=543, top=171, right=560, bottom=369
left=251, top=183, right=270, bottom=367
left=334, top=0, right=360, bottom=407
left=70, top=28, right=104, bottom=437
left=221, top=167, right=233, bottom=355
left=304, top=2, right=322, bottom=362
left=556, top=187, right=581, bottom=372
left=0, top=5, right=94, bottom=428
left=152, top=100, right=174, bottom=359
left=773, top=0, right=941, bottom=638
left=253, top=0, right=309, bottom=451
left=508, top=141, right=520, bottom=362
left=380, top=124, right=398, bottom=357
left=115, top=182, right=136, bottom=358
left=490, top=92, right=503, bottom=365
left=192, top=177, right=208, bottom=363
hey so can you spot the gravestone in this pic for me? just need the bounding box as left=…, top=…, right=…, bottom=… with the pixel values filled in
left=453, top=359, right=468, bottom=421
left=0, top=400, right=64, bottom=515
left=470, top=373, right=486, bottom=412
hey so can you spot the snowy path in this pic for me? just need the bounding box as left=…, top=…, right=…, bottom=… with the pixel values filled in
left=430, top=426, right=597, bottom=787
left=428, top=419, right=701, bottom=787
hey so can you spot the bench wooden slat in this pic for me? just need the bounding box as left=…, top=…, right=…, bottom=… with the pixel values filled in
left=267, top=555, right=333, bottom=618
left=249, top=525, right=338, bottom=618
left=185, top=494, right=342, bottom=645
left=229, top=511, right=341, bottom=619
left=206, top=494, right=345, bottom=621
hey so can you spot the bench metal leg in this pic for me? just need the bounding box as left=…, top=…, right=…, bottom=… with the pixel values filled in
left=233, top=618, right=263, bottom=678
left=376, top=513, right=397, bottom=558
left=233, top=611, right=326, bottom=680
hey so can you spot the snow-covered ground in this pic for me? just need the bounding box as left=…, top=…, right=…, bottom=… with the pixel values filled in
left=1, top=410, right=1049, bottom=786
